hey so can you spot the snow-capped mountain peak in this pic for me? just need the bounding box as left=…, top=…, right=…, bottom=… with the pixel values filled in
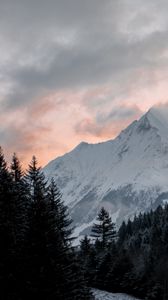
left=139, top=107, right=168, bottom=138
left=44, top=107, right=168, bottom=239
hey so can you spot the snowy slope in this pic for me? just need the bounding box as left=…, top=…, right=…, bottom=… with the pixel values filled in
left=44, top=107, right=168, bottom=238
left=92, top=289, right=141, bottom=300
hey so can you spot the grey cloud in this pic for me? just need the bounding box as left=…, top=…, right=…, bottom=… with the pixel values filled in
left=97, top=106, right=142, bottom=124
left=75, top=105, right=142, bottom=137
left=1, top=0, right=168, bottom=110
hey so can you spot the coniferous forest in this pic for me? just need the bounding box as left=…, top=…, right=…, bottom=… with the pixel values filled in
left=1, top=148, right=168, bottom=300
left=79, top=206, right=168, bottom=300
left=0, top=149, right=93, bottom=300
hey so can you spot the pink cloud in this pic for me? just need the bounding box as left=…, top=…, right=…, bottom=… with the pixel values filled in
left=1, top=71, right=168, bottom=168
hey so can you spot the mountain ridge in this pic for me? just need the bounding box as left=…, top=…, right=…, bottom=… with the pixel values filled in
left=44, top=107, right=168, bottom=239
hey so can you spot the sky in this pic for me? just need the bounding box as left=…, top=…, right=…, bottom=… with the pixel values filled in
left=1, top=0, right=168, bottom=167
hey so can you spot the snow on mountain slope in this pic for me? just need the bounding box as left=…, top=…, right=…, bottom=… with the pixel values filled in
left=92, top=289, right=141, bottom=300
left=44, top=107, right=168, bottom=238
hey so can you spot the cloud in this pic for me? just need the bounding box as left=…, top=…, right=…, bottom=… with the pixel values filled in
left=75, top=104, right=142, bottom=138
left=1, top=0, right=168, bottom=164
left=0, top=92, right=70, bottom=164
left=1, top=0, right=168, bottom=109
left=97, top=105, right=142, bottom=123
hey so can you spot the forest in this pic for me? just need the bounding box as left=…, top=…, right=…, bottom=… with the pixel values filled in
left=0, top=148, right=168, bottom=300
left=80, top=206, right=168, bottom=300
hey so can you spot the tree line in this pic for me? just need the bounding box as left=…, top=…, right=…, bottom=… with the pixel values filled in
left=79, top=205, right=168, bottom=300
left=0, top=149, right=93, bottom=300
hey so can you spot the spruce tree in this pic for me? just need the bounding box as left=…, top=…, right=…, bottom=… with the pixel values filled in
left=24, top=157, right=93, bottom=299
left=91, top=207, right=116, bottom=249
left=47, top=179, right=93, bottom=299
left=9, top=154, right=30, bottom=297
left=47, top=178, right=73, bottom=245
left=118, top=221, right=127, bottom=245
left=80, top=235, right=92, bottom=257
left=0, top=148, right=20, bottom=298
left=79, top=235, right=96, bottom=285
left=10, top=153, right=29, bottom=245
left=11, top=152, right=23, bottom=182
left=24, top=156, right=50, bottom=298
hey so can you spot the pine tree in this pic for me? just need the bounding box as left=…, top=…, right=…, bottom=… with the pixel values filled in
left=11, top=152, right=23, bottom=182
left=9, top=154, right=30, bottom=297
left=118, top=221, right=127, bottom=245
left=23, top=158, right=52, bottom=295
left=80, top=235, right=92, bottom=257
left=47, top=178, right=73, bottom=245
left=24, top=157, right=93, bottom=299
left=10, top=153, right=29, bottom=244
left=79, top=235, right=96, bottom=284
left=91, top=207, right=116, bottom=249
left=47, top=179, right=93, bottom=299
left=0, top=148, right=21, bottom=298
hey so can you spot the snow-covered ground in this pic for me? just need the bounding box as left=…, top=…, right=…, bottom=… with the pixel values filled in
left=92, top=289, right=141, bottom=300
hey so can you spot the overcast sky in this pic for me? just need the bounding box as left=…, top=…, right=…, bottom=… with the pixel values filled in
left=1, top=0, right=168, bottom=166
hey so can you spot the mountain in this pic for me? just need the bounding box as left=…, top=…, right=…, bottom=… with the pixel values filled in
left=43, top=107, right=168, bottom=239
left=92, top=289, right=140, bottom=299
